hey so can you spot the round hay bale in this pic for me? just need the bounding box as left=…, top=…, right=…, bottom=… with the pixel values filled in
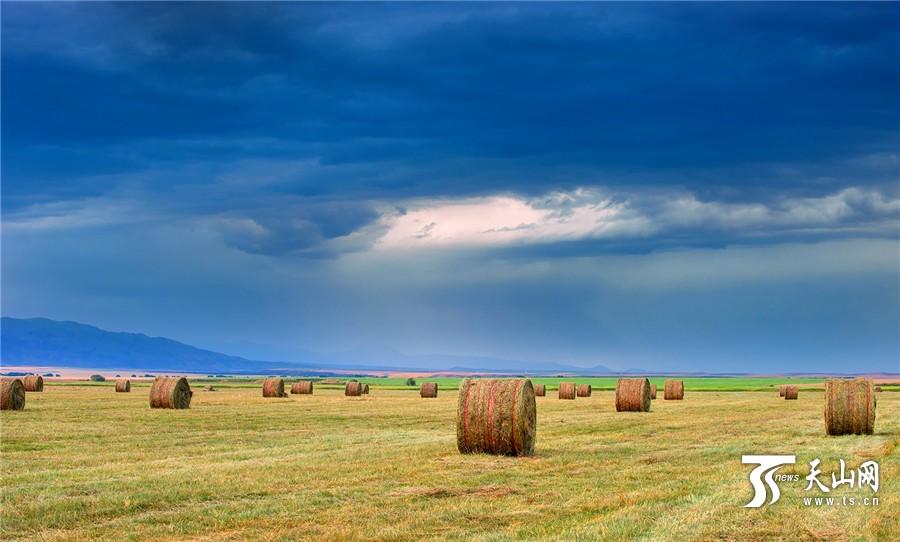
left=291, top=381, right=314, bottom=395
left=778, top=384, right=787, bottom=397
left=115, top=379, right=131, bottom=393
left=558, top=382, right=576, bottom=400
left=824, top=378, right=875, bottom=436
left=1, top=378, right=26, bottom=411
left=204, top=385, right=216, bottom=392
left=533, top=384, right=546, bottom=397
left=783, top=385, right=799, bottom=400
left=615, top=378, right=651, bottom=412
left=149, top=377, right=191, bottom=409
left=456, top=378, right=536, bottom=456
left=262, top=378, right=287, bottom=398
left=576, top=384, right=592, bottom=397
left=874, top=386, right=883, bottom=392
left=345, top=382, right=363, bottom=396
left=23, top=375, right=44, bottom=392
left=650, top=384, right=657, bottom=400
left=664, top=379, right=684, bottom=400
left=420, top=382, right=438, bottom=398
left=361, top=383, right=370, bottom=394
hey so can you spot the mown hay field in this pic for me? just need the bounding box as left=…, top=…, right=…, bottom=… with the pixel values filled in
left=1, top=381, right=898, bottom=541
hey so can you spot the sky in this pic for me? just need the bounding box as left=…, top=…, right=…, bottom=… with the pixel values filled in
left=2, top=2, right=899, bottom=372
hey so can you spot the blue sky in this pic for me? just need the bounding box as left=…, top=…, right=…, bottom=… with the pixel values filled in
left=2, top=3, right=898, bottom=372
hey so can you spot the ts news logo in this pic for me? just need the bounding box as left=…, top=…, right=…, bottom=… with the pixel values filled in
left=742, top=455, right=798, bottom=508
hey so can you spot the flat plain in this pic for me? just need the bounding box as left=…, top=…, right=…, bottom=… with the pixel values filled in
left=1, top=379, right=897, bottom=541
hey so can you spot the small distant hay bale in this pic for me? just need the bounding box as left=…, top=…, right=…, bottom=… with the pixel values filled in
left=345, top=382, right=364, bottom=396
left=420, top=382, right=438, bottom=398
left=558, top=382, right=576, bottom=400
left=650, top=384, right=657, bottom=399
left=874, top=386, right=883, bottom=392
left=615, top=378, right=651, bottom=412
left=664, top=380, right=684, bottom=400
left=1, top=378, right=26, bottom=411
left=115, top=379, right=131, bottom=393
left=824, top=378, right=876, bottom=436
left=576, top=384, right=592, bottom=397
left=361, top=383, right=370, bottom=394
left=456, top=378, right=536, bottom=456
left=149, top=377, right=192, bottom=409
left=23, top=375, right=44, bottom=392
left=291, top=381, right=314, bottom=395
left=204, top=385, right=216, bottom=392
left=533, top=384, right=546, bottom=397
left=262, top=378, right=287, bottom=397
left=783, top=385, right=799, bottom=400
left=778, top=384, right=787, bottom=397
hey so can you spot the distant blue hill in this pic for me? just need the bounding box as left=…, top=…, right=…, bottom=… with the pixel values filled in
left=0, top=316, right=616, bottom=374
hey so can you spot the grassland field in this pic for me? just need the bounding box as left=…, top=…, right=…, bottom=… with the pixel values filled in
left=1, top=377, right=897, bottom=541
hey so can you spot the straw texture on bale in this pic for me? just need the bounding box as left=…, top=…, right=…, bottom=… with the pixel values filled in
left=783, top=385, right=798, bottom=400
left=824, top=378, right=876, bottom=436
left=558, top=382, right=576, bottom=400
left=291, top=381, right=314, bottom=395
left=420, top=382, right=438, bottom=398
left=23, top=375, right=44, bottom=392
left=262, top=378, right=287, bottom=398
left=1, top=378, right=26, bottom=411
left=779, top=385, right=787, bottom=397
left=615, top=378, right=651, bottom=412
left=149, top=377, right=192, bottom=409
left=576, top=384, right=592, bottom=397
left=664, top=379, right=684, bottom=400
left=650, top=384, right=657, bottom=400
left=115, top=379, right=130, bottom=393
left=345, top=382, right=364, bottom=396
left=456, top=379, right=536, bottom=456
left=533, top=384, right=546, bottom=397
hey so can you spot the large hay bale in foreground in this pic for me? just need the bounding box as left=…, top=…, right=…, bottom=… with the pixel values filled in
left=1, top=378, right=26, bottom=411
left=262, top=378, right=287, bottom=398
left=457, top=379, right=536, bottom=456
left=345, top=382, right=364, bottom=396
left=149, top=377, right=192, bottom=409
left=115, top=379, right=131, bottom=393
left=783, top=385, right=799, bottom=400
left=291, top=381, right=313, bottom=395
left=533, top=384, right=546, bottom=397
left=576, top=384, right=592, bottom=397
left=558, top=382, right=576, bottom=400
left=650, top=384, right=657, bottom=400
left=420, top=382, right=438, bottom=398
left=664, top=379, right=684, bottom=400
left=824, top=378, right=875, bottom=436
left=616, top=378, right=651, bottom=412
left=23, top=375, right=44, bottom=392
left=779, top=384, right=787, bottom=397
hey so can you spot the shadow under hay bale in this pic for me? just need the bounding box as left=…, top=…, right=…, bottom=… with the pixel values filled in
left=783, top=385, right=799, bottom=400
left=291, top=381, right=313, bottom=394
left=345, top=382, right=364, bottom=396
left=150, top=377, right=192, bottom=409
left=616, top=378, right=651, bottom=412
left=262, top=378, right=287, bottom=398
left=23, top=375, right=43, bottom=392
left=664, top=379, right=684, bottom=400
left=115, top=379, right=130, bottom=393
left=825, top=378, right=875, bottom=436
left=576, top=384, right=592, bottom=397
left=558, top=382, right=576, bottom=400
left=420, top=382, right=438, bottom=398
left=533, top=384, right=546, bottom=397
left=650, top=384, right=657, bottom=400
left=456, top=378, right=536, bottom=456
left=1, top=378, right=26, bottom=411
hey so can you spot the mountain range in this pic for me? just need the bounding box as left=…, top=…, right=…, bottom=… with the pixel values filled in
left=0, top=317, right=616, bottom=375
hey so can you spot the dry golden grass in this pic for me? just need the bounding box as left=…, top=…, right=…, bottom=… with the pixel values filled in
left=1, top=384, right=897, bottom=541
